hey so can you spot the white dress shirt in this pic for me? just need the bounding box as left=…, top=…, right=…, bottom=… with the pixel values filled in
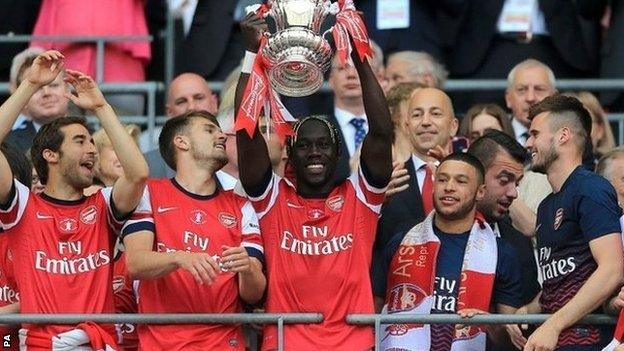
left=334, top=106, right=368, bottom=157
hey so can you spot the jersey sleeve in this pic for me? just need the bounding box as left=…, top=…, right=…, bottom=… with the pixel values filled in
left=492, top=239, right=524, bottom=309
left=0, top=179, right=30, bottom=230
left=240, top=200, right=264, bottom=264
left=245, top=172, right=281, bottom=219
left=101, top=187, right=155, bottom=238
left=577, top=180, right=622, bottom=242
left=348, top=165, right=387, bottom=214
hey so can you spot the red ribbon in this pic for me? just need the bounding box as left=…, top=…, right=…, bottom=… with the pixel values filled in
left=333, top=0, right=373, bottom=67
left=235, top=36, right=295, bottom=140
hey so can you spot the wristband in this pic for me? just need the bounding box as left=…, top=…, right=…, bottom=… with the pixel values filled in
left=241, top=51, right=257, bottom=74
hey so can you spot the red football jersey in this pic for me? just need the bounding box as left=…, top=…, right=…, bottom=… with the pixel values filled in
left=0, top=180, right=148, bottom=345
left=0, top=233, right=19, bottom=350
left=133, top=178, right=263, bottom=351
left=112, top=253, right=138, bottom=351
left=250, top=168, right=385, bottom=351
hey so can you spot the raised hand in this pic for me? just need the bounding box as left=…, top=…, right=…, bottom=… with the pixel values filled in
left=240, top=12, right=268, bottom=52
left=25, top=50, right=65, bottom=87
left=63, top=69, right=107, bottom=111
left=385, top=161, right=410, bottom=199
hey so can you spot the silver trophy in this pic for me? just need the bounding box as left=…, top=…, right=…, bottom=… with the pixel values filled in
left=261, top=0, right=334, bottom=97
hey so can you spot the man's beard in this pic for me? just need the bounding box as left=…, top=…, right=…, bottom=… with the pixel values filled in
left=531, top=139, right=558, bottom=174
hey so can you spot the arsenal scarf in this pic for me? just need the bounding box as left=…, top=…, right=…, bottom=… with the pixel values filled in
left=380, top=212, right=497, bottom=351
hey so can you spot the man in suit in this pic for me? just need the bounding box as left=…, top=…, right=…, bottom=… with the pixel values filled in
left=5, top=47, right=69, bottom=154
left=374, top=87, right=459, bottom=254
left=327, top=55, right=368, bottom=183
left=505, top=59, right=557, bottom=145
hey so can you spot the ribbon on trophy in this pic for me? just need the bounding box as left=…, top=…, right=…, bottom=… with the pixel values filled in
left=235, top=34, right=296, bottom=140
left=331, top=0, right=373, bottom=67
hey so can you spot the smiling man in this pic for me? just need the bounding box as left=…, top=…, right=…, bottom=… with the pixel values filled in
left=378, top=153, right=522, bottom=351
left=515, top=95, right=624, bottom=351
left=234, top=13, right=394, bottom=351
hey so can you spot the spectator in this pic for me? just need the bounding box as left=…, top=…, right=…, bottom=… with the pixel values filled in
left=235, top=15, right=393, bottom=350
left=511, top=95, right=624, bottom=351
left=563, top=91, right=616, bottom=160
left=124, top=110, right=265, bottom=350
left=459, top=103, right=515, bottom=141
left=386, top=82, right=424, bottom=163
left=327, top=54, right=368, bottom=182
left=596, top=146, right=624, bottom=207
left=93, top=124, right=141, bottom=187
left=505, top=59, right=557, bottom=145
left=378, top=153, right=522, bottom=350
left=385, top=51, right=448, bottom=91
left=0, top=51, right=149, bottom=349
left=5, top=47, right=69, bottom=154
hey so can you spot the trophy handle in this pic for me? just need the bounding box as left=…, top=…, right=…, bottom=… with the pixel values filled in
left=321, top=27, right=333, bottom=41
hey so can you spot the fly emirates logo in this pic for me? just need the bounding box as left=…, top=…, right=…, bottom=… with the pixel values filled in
left=35, top=241, right=111, bottom=275
left=280, top=225, right=354, bottom=256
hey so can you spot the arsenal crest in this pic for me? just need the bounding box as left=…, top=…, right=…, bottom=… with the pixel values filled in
left=112, top=276, right=125, bottom=293
left=218, top=212, right=237, bottom=228
left=553, top=208, right=564, bottom=230
left=80, top=205, right=98, bottom=225
left=326, top=195, right=344, bottom=212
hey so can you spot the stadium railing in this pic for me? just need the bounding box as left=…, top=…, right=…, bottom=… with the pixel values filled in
left=0, top=313, right=323, bottom=351
left=347, top=313, right=618, bottom=350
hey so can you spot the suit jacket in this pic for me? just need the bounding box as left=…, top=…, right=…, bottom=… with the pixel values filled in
left=450, top=0, right=601, bottom=76
left=180, top=1, right=239, bottom=79
left=374, top=157, right=426, bottom=254
left=5, top=121, right=36, bottom=155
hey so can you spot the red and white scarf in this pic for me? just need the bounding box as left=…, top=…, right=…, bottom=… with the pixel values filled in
left=380, top=212, right=497, bottom=351
left=601, top=216, right=624, bottom=351
left=19, top=322, right=118, bottom=351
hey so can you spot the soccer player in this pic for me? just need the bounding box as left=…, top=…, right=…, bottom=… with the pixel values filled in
left=516, top=95, right=624, bottom=351
left=234, top=14, right=394, bottom=351
left=122, top=110, right=265, bottom=350
left=0, top=51, right=150, bottom=350
left=378, top=153, right=522, bottom=350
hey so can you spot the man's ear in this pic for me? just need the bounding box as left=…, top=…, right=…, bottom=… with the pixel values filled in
left=42, top=149, right=59, bottom=164
left=475, top=183, right=486, bottom=202
left=173, top=134, right=190, bottom=152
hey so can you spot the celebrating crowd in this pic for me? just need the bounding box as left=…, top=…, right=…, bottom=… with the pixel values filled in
left=1, top=5, right=624, bottom=351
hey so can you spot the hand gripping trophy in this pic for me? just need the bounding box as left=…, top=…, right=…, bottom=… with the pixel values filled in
left=236, top=0, right=372, bottom=137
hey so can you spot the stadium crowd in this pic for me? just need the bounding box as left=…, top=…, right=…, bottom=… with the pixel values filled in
left=1, top=1, right=624, bottom=351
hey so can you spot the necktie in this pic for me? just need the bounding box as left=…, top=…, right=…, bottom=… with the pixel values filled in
left=349, top=117, right=366, bottom=150
left=421, top=164, right=434, bottom=215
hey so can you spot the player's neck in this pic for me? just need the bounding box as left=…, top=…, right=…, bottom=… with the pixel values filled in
left=42, top=178, right=85, bottom=201
left=434, top=210, right=475, bottom=234
left=220, top=163, right=239, bottom=178
left=547, top=156, right=582, bottom=193
left=174, top=169, right=218, bottom=196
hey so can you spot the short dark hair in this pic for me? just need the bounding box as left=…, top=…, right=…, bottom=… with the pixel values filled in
left=528, top=94, right=591, bottom=152
left=159, top=110, right=220, bottom=171
left=30, top=116, right=90, bottom=185
left=468, top=130, right=527, bottom=169
left=438, top=152, right=485, bottom=185
left=1, top=142, right=32, bottom=186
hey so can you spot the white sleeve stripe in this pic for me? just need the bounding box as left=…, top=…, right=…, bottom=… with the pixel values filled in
left=0, top=180, right=29, bottom=230
left=241, top=201, right=261, bottom=235
left=256, top=175, right=281, bottom=219
left=242, top=242, right=264, bottom=253
left=358, top=166, right=386, bottom=194
left=350, top=174, right=383, bottom=214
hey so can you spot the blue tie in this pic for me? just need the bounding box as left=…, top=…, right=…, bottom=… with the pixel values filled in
left=350, top=117, right=366, bottom=150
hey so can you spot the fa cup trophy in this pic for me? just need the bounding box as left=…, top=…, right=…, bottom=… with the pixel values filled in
left=261, top=0, right=334, bottom=97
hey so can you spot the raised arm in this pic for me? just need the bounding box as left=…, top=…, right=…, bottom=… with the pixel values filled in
left=235, top=13, right=273, bottom=196
left=352, top=48, right=394, bottom=187
left=63, top=70, right=149, bottom=216
left=0, top=51, right=65, bottom=204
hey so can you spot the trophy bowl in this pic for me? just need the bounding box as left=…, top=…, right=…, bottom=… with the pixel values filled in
left=262, top=0, right=333, bottom=97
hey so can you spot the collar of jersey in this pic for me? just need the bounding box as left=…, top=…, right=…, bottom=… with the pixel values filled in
left=39, top=192, right=87, bottom=206
left=170, top=177, right=220, bottom=200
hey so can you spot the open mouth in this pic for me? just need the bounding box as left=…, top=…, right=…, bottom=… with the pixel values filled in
left=214, top=143, right=226, bottom=151
left=439, top=196, right=459, bottom=206
left=306, top=163, right=325, bottom=175
left=80, top=160, right=95, bottom=173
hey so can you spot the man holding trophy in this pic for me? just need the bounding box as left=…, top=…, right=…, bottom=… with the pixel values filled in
left=234, top=1, right=394, bottom=350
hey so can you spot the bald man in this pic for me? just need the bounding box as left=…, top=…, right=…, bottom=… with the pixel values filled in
left=143, top=73, right=223, bottom=179
left=374, top=87, right=459, bottom=254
